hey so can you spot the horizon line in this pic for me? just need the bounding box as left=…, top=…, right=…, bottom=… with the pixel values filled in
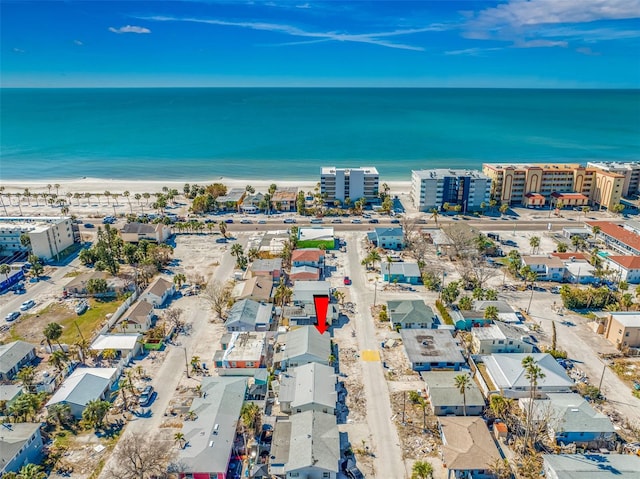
left=2, top=85, right=639, bottom=90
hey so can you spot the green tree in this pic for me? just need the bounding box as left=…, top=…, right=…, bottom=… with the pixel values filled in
left=458, top=296, right=473, bottom=311
left=43, top=322, right=64, bottom=352
left=174, top=432, right=186, bottom=449
left=611, top=203, right=625, bottom=216
left=485, top=289, right=498, bottom=301
left=499, top=203, right=509, bottom=216
left=0, top=263, right=11, bottom=281
left=82, top=399, right=111, bottom=430
left=16, top=463, right=47, bottom=479
left=441, top=281, right=460, bottom=305
left=218, top=221, right=227, bottom=238
left=296, top=190, right=306, bottom=215
left=241, top=402, right=262, bottom=436
left=28, top=254, right=44, bottom=278
left=16, top=366, right=37, bottom=393
left=484, top=305, right=499, bottom=320
left=48, top=402, right=73, bottom=428
left=556, top=242, right=568, bottom=253
left=621, top=292, right=634, bottom=311
left=529, top=236, right=540, bottom=254
left=429, top=208, right=439, bottom=227
left=454, top=374, right=471, bottom=416
left=522, top=355, right=546, bottom=447
left=86, top=278, right=108, bottom=295
left=49, top=349, right=70, bottom=371
left=411, top=460, right=434, bottom=479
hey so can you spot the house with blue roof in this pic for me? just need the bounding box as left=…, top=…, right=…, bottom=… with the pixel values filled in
left=381, top=261, right=421, bottom=284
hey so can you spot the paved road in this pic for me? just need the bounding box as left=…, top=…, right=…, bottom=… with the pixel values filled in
left=345, top=232, right=406, bottom=479
left=98, top=244, right=237, bottom=478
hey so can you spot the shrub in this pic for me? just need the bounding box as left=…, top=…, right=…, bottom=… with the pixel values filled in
left=435, top=300, right=454, bottom=326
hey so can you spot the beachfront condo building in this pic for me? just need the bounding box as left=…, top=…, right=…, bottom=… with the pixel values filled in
left=411, top=168, right=491, bottom=213
left=588, top=161, right=640, bottom=197
left=0, top=216, right=79, bottom=261
left=482, top=163, right=624, bottom=210
left=320, top=166, right=379, bottom=204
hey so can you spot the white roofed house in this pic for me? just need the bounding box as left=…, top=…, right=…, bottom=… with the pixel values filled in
left=90, top=333, right=142, bottom=363
left=278, top=362, right=337, bottom=415
left=140, top=277, right=175, bottom=307
left=274, top=326, right=331, bottom=370
left=120, top=222, right=171, bottom=244
left=114, top=300, right=154, bottom=334
left=521, top=255, right=565, bottom=281
left=214, top=332, right=268, bottom=376
left=0, top=423, right=45, bottom=475
left=46, top=367, right=117, bottom=418
left=176, top=377, right=247, bottom=479
left=367, top=226, right=405, bottom=250
left=482, top=353, right=573, bottom=399
left=0, top=341, right=36, bottom=381
left=471, top=322, right=535, bottom=354
left=224, top=299, right=273, bottom=332
left=269, top=410, right=340, bottom=479
left=400, top=329, right=466, bottom=372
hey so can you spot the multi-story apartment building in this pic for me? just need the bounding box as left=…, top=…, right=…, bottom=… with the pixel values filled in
left=482, top=163, right=624, bottom=210
left=411, top=168, right=491, bottom=212
left=320, top=166, right=379, bottom=203
left=0, top=216, right=79, bottom=260
left=588, top=161, right=640, bottom=197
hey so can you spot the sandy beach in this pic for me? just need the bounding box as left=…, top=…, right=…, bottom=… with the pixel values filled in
left=0, top=177, right=412, bottom=217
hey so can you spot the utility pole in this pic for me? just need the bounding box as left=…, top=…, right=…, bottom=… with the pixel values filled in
left=402, top=391, right=406, bottom=425
left=598, top=361, right=607, bottom=394
left=181, top=346, right=190, bottom=379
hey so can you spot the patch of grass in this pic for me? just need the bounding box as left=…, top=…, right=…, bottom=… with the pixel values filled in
left=297, top=239, right=335, bottom=249
left=53, top=430, right=72, bottom=449
left=477, top=363, right=497, bottom=391
left=59, top=298, right=122, bottom=343
left=64, top=271, right=83, bottom=278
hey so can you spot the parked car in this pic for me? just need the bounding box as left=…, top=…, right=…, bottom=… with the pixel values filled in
left=20, top=299, right=35, bottom=311
left=351, top=219, right=362, bottom=224
left=139, top=385, right=155, bottom=407
left=331, top=218, right=343, bottom=223
left=310, top=218, right=323, bottom=224
left=75, top=301, right=88, bottom=315
left=390, top=219, right=400, bottom=224
left=368, top=219, right=379, bottom=224
left=258, top=220, right=267, bottom=224
left=240, top=219, right=253, bottom=224
left=283, top=218, right=297, bottom=224
left=216, top=238, right=228, bottom=243
left=343, top=276, right=352, bottom=285
left=84, top=223, right=95, bottom=228
left=225, top=218, right=234, bottom=224
left=5, top=311, right=20, bottom=322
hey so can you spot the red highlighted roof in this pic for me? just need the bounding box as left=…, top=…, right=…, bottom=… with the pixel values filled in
left=586, top=221, right=640, bottom=253
left=607, top=255, right=640, bottom=270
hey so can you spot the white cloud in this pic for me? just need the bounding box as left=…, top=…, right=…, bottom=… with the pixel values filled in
left=74, top=40, right=84, bottom=46
left=296, top=3, right=311, bottom=8
left=12, top=47, right=25, bottom=53
left=108, top=25, right=151, bottom=34
left=444, top=47, right=502, bottom=56
left=576, top=46, right=602, bottom=56
left=515, top=39, right=568, bottom=48
left=140, top=15, right=437, bottom=51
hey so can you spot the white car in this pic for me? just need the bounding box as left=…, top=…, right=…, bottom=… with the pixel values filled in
left=20, top=299, right=35, bottom=311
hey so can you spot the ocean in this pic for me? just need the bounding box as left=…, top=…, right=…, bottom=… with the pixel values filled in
left=1, top=88, right=639, bottom=181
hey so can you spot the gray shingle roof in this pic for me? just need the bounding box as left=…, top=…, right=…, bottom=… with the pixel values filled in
left=543, top=454, right=640, bottom=479
left=46, top=368, right=116, bottom=408
left=281, top=326, right=331, bottom=364
left=526, top=393, right=614, bottom=434
left=420, top=371, right=485, bottom=409
left=286, top=411, right=340, bottom=473
left=0, top=422, right=42, bottom=467
left=179, top=377, right=247, bottom=474
left=121, top=222, right=157, bottom=235
left=439, top=417, right=501, bottom=471
left=387, top=300, right=435, bottom=326
left=279, top=363, right=337, bottom=411
left=225, top=299, right=272, bottom=330
left=380, top=261, right=421, bottom=277
left=250, top=258, right=282, bottom=273
left=0, top=341, right=35, bottom=375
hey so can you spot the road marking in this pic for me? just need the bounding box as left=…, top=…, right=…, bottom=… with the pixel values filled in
left=361, top=349, right=381, bottom=361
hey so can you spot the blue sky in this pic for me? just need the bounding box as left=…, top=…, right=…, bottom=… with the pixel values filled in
left=2, top=0, right=640, bottom=88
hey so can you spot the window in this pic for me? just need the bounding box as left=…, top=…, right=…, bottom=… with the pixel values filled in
left=323, top=474, right=331, bottom=478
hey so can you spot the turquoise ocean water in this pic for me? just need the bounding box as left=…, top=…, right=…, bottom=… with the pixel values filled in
left=1, top=88, right=639, bottom=181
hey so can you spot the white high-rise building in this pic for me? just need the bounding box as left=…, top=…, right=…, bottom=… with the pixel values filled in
left=320, top=167, right=379, bottom=203
left=0, top=217, right=79, bottom=260
left=411, top=169, right=491, bottom=212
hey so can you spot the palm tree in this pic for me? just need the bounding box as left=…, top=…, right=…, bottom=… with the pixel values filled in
left=485, top=289, right=498, bottom=301
left=101, top=348, right=118, bottom=362
left=16, top=365, right=37, bottom=393
left=429, top=208, right=439, bottom=227
left=230, top=243, right=244, bottom=259
left=0, top=264, right=11, bottom=281
left=454, top=374, right=471, bottom=416
left=621, top=293, right=634, bottom=311
left=123, top=190, right=133, bottom=213
left=522, top=355, right=545, bottom=448
left=458, top=296, right=473, bottom=311
left=17, top=463, right=47, bottom=479
left=591, top=225, right=601, bottom=239
left=218, top=221, right=227, bottom=238
left=104, top=191, right=111, bottom=205
left=190, top=355, right=201, bottom=373
left=499, top=203, right=509, bottom=216
left=48, top=402, right=73, bottom=428
left=84, top=192, right=91, bottom=205
left=54, top=183, right=60, bottom=196
left=49, top=349, right=70, bottom=371
left=274, top=279, right=293, bottom=308
left=174, top=432, right=186, bottom=449
left=143, top=192, right=151, bottom=205
left=411, top=460, right=434, bottom=479
left=557, top=242, right=568, bottom=253
left=529, top=236, right=540, bottom=254
left=240, top=402, right=261, bottom=436
left=47, top=184, right=52, bottom=196
left=82, top=399, right=111, bottom=430
left=43, top=322, right=64, bottom=352
left=484, top=305, right=499, bottom=320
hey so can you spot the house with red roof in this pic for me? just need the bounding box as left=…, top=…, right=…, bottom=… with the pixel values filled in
left=291, top=248, right=325, bottom=269
left=606, top=256, right=640, bottom=284
left=586, top=221, right=640, bottom=256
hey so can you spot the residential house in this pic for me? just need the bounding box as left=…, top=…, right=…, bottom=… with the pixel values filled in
left=278, top=362, right=337, bottom=415
left=249, top=258, right=283, bottom=283
left=604, top=312, right=640, bottom=349
left=232, top=276, right=274, bottom=303
left=422, top=228, right=455, bottom=257
left=215, top=188, right=245, bottom=211
left=62, top=271, right=125, bottom=297
left=291, top=248, right=325, bottom=268
left=241, top=192, right=265, bottom=213
left=177, top=377, right=247, bottom=479
left=542, top=454, right=640, bottom=479
left=225, top=299, right=273, bottom=332
left=269, top=410, right=340, bottom=479
left=270, top=187, right=298, bottom=212
left=115, top=300, right=154, bottom=334
left=400, top=329, right=466, bottom=372
left=464, top=300, right=523, bottom=326
left=0, top=384, right=23, bottom=407
left=0, top=423, right=44, bottom=475
left=564, top=259, right=598, bottom=284
left=274, top=326, right=331, bottom=369
left=606, top=255, right=640, bottom=284
left=367, top=227, right=405, bottom=250
left=450, top=310, right=493, bottom=332
left=0, top=341, right=36, bottom=381
left=282, top=303, right=339, bottom=328
left=214, top=332, right=268, bottom=376
left=46, top=368, right=117, bottom=418
left=586, top=221, right=640, bottom=256
left=90, top=334, right=142, bottom=362
left=471, top=322, right=535, bottom=354
left=289, top=265, right=321, bottom=282
left=292, top=280, right=331, bottom=305
left=140, top=277, right=175, bottom=307
left=482, top=353, right=574, bottom=398
left=521, top=255, right=565, bottom=281
left=421, top=371, right=485, bottom=416
left=120, top=222, right=171, bottom=243
left=387, top=300, right=438, bottom=330
left=380, top=261, right=421, bottom=284
left=438, top=416, right=502, bottom=479
left=519, top=393, right=615, bottom=446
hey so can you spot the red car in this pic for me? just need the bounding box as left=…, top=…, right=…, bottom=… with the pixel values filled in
left=343, top=276, right=352, bottom=285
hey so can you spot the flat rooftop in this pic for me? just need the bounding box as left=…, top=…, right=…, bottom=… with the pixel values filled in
left=400, top=329, right=465, bottom=365
left=321, top=166, right=378, bottom=175
left=413, top=168, right=488, bottom=179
